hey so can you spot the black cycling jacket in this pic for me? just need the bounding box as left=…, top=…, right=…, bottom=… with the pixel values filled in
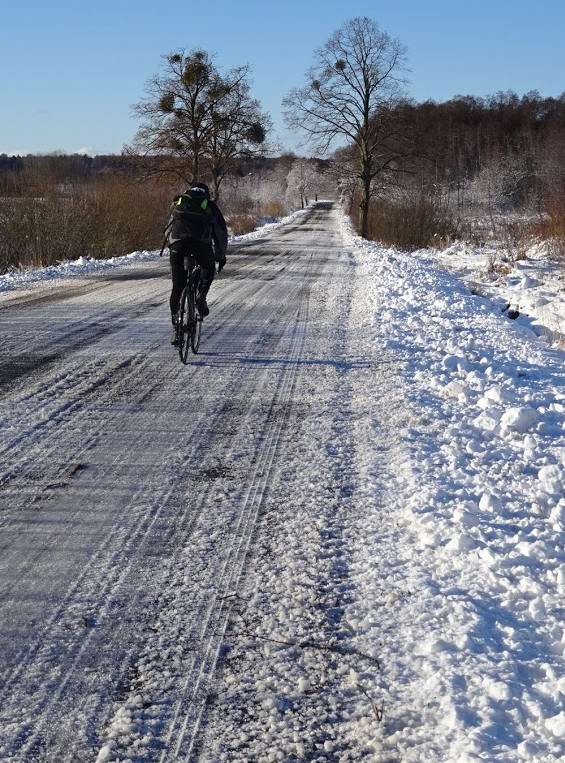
left=167, top=199, right=228, bottom=259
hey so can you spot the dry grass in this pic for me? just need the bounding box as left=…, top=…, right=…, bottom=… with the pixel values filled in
left=531, top=195, right=565, bottom=260
left=475, top=195, right=565, bottom=266
left=361, top=195, right=458, bottom=251
left=0, top=177, right=172, bottom=274
left=0, top=171, right=297, bottom=274
left=261, top=200, right=286, bottom=218
left=227, top=213, right=257, bottom=236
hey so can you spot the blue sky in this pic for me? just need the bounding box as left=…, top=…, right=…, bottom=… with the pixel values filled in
left=1, top=0, right=564, bottom=155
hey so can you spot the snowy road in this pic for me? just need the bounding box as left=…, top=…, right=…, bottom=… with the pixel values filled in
left=1, top=203, right=564, bottom=762
left=0, top=203, right=392, bottom=761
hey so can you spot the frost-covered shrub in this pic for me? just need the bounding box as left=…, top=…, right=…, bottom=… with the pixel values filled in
left=360, top=193, right=458, bottom=250
left=220, top=167, right=290, bottom=218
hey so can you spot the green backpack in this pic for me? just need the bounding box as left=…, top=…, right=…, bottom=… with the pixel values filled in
left=170, top=188, right=213, bottom=243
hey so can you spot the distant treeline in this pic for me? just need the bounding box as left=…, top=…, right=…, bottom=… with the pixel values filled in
left=400, top=92, right=565, bottom=194
left=334, top=90, right=565, bottom=219
left=0, top=152, right=315, bottom=196
left=397, top=90, right=565, bottom=209
left=334, top=90, right=565, bottom=248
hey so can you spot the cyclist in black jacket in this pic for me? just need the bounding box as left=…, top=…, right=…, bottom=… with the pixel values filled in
left=166, top=183, right=228, bottom=343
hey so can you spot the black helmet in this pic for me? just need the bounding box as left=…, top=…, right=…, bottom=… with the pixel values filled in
left=189, top=182, right=210, bottom=198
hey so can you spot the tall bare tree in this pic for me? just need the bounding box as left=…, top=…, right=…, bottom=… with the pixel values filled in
left=128, top=49, right=270, bottom=195
left=283, top=17, right=407, bottom=237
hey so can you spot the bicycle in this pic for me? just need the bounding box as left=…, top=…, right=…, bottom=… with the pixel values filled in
left=176, top=253, right=203, bottom=363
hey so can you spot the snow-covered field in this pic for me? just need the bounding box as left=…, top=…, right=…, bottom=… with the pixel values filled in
left=425, top=240, right=565, bottom=347
left=0, top=202, right=562, bottom=761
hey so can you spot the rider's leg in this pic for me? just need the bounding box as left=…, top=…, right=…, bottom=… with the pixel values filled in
left=169, top=244, right=188, bottom=323
left=194, top=243, right=216, bottom=298
left=193, top=243, right=216, bottom=316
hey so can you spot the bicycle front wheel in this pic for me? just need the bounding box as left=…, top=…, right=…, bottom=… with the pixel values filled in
left=191, top=319, right=202, bottom=354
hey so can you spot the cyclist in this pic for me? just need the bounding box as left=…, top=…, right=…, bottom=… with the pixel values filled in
left=167, top=182, right=228, bottom=344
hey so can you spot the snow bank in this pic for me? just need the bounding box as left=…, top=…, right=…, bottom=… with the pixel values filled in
left=0, top=249, right=159, bottom=293
left=425, top=240, right=565, bottom=347
left=0, top=207, right=309, bottom=295
left=229, top=207, right=309, bottom=244
left=339, top=211, right=565, bottom=761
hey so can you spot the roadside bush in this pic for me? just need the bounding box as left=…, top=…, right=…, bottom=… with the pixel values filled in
left=0, top=178, right=171, bottom=274
left=227, top=213, right=257, bottom=236
left=222, top=193, right=255, bottom=215
left=261, top=200, right=286, bottom=218
left=0, top=163, right=299, bottom=274
left=532, top=194, right=565, bottom=259
left=493, top=219, right=534, bottom=263
left=360, top=194, right=458, bottom=250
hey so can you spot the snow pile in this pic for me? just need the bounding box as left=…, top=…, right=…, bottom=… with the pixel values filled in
left=424, top=240, right=565, bottom=346
left=229, top=207, right=308, bottom=244
left=0, top=249, right=159, bottom=293
left=339, top=211, right=565, bottom=761
left=0, top=207, right=309, bottom=294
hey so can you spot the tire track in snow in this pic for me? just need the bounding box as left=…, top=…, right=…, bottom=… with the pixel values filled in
left=0, top=248, right=317, bottom=761
left=169, top=286, right=312, bottom=761
left=85, top=259, right=316, bottom=763
left=0, top=248, right=300, bottom=507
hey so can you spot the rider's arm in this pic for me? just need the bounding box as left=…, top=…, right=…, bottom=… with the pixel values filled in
left=211, top=203, right=228, bottom=258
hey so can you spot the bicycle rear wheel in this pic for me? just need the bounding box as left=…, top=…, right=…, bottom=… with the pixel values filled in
left=191, top=310, right=202, bottom=354
left=190, top=272, right=202, bottom=354
left=178, top=286, right=192, bottom=365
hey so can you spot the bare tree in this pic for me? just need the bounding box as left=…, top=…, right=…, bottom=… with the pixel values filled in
left=129, top=50, right=221, bottom=184
left=128, top=49, right=270, bottom=195
left=283, top=17, right=407, bottom=237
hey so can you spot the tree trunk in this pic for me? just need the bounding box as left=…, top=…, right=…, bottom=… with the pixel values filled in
left=212, top=171, right=221, bottom=201
left=360, top=179, right=371, bottom=238
left=192, top=142, right=200, bottom=183
left=359, top=156, right=372, bottom=239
